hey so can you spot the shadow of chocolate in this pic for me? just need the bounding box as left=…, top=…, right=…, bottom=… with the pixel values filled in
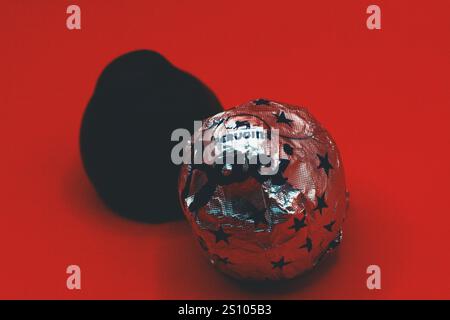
left=80, top=50, right=222, bottom=223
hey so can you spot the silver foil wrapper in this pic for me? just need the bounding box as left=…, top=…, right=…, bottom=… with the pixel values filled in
left=178, top=99, right=348, bottom=280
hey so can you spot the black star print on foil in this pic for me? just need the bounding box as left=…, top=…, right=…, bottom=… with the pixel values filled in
left=253, top=98, right=271, bottom=106
left=273, top=111, right=293, bottom=127
left=209, top=226, right=231, bottom=244
left=198, top=236, right=208, bottom=251
left=317, top=152, right=333, bottom=176
left=217, top=256, right=232, bottom=265
left=206, top=118, right=225, bottom=130
left=328, top=235, right=341, bottom=250
left=283, top=143, right=294, bottom=155
left=299, top=237, right=313, bottom=252
left=271, top=256, right=291, bottom=270
left=288, top=216, right=307, bottom=232
left=313, top=193, right=328, bottom=215
left=324, top=220, right=335, bottom=232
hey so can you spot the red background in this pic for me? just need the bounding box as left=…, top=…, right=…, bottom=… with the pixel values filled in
left=1, top=0, right=449, bottom=299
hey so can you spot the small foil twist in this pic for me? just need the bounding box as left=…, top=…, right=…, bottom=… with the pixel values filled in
left=178, top=99, right=348, bottom=280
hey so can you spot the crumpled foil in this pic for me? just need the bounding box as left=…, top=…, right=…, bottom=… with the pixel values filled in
left=178, top=99, right=348, bottom=280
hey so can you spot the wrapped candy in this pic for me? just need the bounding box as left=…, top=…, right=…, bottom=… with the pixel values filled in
left=178, top=99, right=348, bottom=280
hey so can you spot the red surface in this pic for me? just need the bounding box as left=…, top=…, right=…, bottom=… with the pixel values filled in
left=1, top=0, right=449, bottom=299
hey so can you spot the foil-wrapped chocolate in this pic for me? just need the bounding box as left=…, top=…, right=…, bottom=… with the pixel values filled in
left=178, top=99, right=348, bottom=280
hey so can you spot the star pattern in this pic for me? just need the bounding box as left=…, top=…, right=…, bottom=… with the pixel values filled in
left=217, top=256, right=232, bottom=265
left=207, top=118, right=225, bottom=129
left=198, top=236, right=208, bottom=251
left=254, top=98, right=271, bottom=106
left=327, top=233, right=342, bottom=250
left=283, top=143, right=294, bottom=155
left=323, top=220, right=335, bottom=232
left=317, top=152, right=333, bottom=176
left=178, top=100, right=348, bottom=279
left=288, top=216, right=307, bottom=232
left=271, top=256, right=291, bottom=270
left=273, top=111, right=293, bottom=127
left=299, top=237, right=313, bottom=252
left=313, top=193, right=328, bottom=215
left=209, top=226, right=231, bottom=244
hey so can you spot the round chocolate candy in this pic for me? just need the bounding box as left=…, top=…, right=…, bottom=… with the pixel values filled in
left=178, top=99, right=348, bottom=280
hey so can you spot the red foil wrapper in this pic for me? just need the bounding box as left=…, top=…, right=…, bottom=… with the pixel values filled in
left=178, top=99, right=348, bottom=280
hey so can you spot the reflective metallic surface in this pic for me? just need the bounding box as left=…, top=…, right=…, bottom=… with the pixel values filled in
left=178, top=99, right=348, bottom=280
